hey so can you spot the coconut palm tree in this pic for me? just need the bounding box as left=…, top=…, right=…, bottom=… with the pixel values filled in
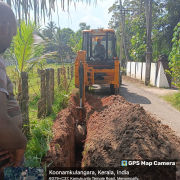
left=3, top=0, right=98, bottom=24
left=8, top=20, right=56, bottom=99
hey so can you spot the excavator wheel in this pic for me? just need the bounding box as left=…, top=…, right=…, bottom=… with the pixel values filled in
left=110, top=84, right=115, bottom=94
left=85, top=86, right=89, bottom=92
left=115, top=88, right=119, bottom=95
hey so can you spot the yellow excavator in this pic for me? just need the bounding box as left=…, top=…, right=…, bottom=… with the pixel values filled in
left=74, top=29, right=121, bottom=143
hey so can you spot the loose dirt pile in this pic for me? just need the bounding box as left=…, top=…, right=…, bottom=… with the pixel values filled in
left=83, top=95, right=180, bottom=165
left=42, top=91, right=180, bottom=179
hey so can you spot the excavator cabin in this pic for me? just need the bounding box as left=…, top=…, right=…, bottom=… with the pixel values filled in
left=75, top=29, right=121, bottom=95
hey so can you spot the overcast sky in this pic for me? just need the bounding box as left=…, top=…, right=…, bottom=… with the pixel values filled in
left=41, top=0, right=119, bottom=31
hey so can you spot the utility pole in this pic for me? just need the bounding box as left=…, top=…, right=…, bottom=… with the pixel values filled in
left=119, top=0, right=129, bottom=68
left=119, top=31, right=123, bottom=67
left=145, top=0, right=153, bottom=86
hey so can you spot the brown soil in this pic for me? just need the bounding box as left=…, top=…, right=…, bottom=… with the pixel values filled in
left=42, top=91, right=180, bottom=179
left=82, top=95, right=180, bottom=179
left=82, top=95, right=180, bottom=164
left=41, top=92, right=115, bottom=168
left=41, top=92, right=77, bottom=167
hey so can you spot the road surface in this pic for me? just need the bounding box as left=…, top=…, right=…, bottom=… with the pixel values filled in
left=90, top=80, right=180, bottom=138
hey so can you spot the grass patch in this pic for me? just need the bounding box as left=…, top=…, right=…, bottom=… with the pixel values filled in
left=6, top=63, right=71, bottom=95
left=25, top=79, right=75, bottom=167
left=6, top=63, right=75, bottom=167
left=25, top=80, right=75, bottom=167
left=161, top=92, right=180, bottom=111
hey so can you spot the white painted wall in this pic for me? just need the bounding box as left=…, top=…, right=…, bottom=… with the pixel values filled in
left=131, top=62, right=136, bottom=78
left=156, top=63, right=170, bottom=88
left=126, top=61, right=170, bottom=88
left=126, top=62, right=131, bottom=76
left=136, top=62, right=142, bottom=80
left=150, top=63, right=157, bottom=86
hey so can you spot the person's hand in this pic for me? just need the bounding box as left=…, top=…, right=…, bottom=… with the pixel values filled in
left=0, top=150, right=14, bottom=170
left=0, top=150, right=10, bottom=161
left=11, top=149, right=26, bottom=167
left=0, top=148, right=26, bottom=170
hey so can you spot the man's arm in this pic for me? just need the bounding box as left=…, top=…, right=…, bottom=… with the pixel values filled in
left=0, top=92, right=27, bottom=150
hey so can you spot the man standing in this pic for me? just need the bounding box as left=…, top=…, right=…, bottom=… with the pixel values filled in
left=93, top=38, right=105, bottom=60
left=0, top=1, right=27, bottom=178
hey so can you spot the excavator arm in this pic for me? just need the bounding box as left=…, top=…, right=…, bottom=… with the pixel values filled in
left=75, top=51, right=86, bottom=125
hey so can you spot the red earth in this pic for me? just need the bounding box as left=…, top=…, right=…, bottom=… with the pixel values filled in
left=42, top=91, right=180, bottom=179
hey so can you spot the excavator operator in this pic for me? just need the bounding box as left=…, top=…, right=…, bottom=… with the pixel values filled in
left=93, top=38, right=105, bottom=60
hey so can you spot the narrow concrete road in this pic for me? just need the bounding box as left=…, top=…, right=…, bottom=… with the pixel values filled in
left=120, top=80, right=180, bottom=138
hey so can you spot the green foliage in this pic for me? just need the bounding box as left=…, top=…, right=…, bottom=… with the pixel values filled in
left=11, top=63, right=76, bottom=167
left=108, top=0, right=180, bottom=62
left=55, top=27, right=74, bottom=60
left=79, top=22, right=90, bottom=31
left=130, top=16, right=146, bottom=62
left=24, top=81, right=75, bottom=167
left=67, top=22, right=90, bottom=54
left=168, top=22, right=180, bottom=89
left=10, top=21, right=46, bottom=74
left=161, top=92, right=180, bottom=111
left=68, top=32, right=83, bottom=53
left=42, top=23, right=77, bottom=61
left=44, top=21, right=57, bottom=39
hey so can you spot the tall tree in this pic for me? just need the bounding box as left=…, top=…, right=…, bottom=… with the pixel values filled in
left=54, top=28, right=75, bottom=61
left=44, top=21, right=57, bottom=39
left=79, top=22, right=90, bottom=31
left=108, top=0, right=180, bottom=63
left=42, top=21, right=57, bottom=52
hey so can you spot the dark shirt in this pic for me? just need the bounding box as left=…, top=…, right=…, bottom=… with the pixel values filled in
left=94, top=44, right=105, bottom=56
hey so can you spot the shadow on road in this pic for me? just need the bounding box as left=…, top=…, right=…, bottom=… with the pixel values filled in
left=88, top=83, right=151, bottom=105
left=120, top=83, right=151, bottom=104
left=88, top=84, right=114, bottom=98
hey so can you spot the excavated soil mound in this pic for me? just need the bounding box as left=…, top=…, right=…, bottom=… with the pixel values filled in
left=81, top=95, right=180, bottom=179
left=42, top=92, right=180, bottom=179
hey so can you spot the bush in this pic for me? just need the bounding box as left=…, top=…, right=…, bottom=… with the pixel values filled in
left=168, top=22, right=180, bottom=89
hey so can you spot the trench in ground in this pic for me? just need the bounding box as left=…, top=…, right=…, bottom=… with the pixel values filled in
left=75, top=144, right=84, bottom=167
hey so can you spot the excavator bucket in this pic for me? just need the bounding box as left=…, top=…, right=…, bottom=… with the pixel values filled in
left=76, top=107, right=86, bottom=124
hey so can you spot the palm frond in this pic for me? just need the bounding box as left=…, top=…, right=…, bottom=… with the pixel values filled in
left=10, top=20, right=49, bottom=73
left=3, top=0, right=97, bottom=24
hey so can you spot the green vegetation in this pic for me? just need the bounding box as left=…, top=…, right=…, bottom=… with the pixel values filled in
left=10, top=21, right=45, bottom=73
left=167, top=22, right=180, bottom=89
left=2, top=14, right=78, bottom=168
left=108, top=0, right=180, bottom=65
left=42, top=21, right=90, bottom=61
left=161, top=92, right=180, bottom=112
left=6, top=63, right=75, bottom=167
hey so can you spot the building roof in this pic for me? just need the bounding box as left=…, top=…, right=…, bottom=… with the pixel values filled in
left=82, top=29, right=115, bottom=34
